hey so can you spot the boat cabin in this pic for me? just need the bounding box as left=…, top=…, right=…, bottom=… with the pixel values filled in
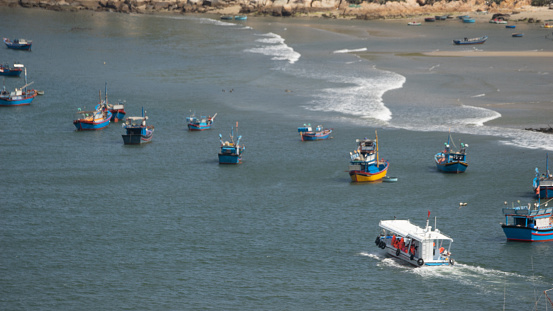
left=502, top=204, right=553, bottom=230
left=376, top=219, right=454, bottom=266
left=124, top=116, right=149, bottom=135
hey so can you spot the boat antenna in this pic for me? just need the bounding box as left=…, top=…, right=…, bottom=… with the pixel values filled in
left=426, top=210, right=430, bottom=229
left=375, top=130, right=379, bottom=164
left=547, top=153, right=549, bottom=176
left=104, top=82, right=108, bottom=107
left=24, top=68, right=27, bottom=92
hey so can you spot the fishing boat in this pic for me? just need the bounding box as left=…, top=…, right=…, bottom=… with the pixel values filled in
left=297, top=124, right=332, bottom=141
left=234, top=15, right=247, bottom=20
left=500, top=201, right=553, bottom=242
left=0, top=68, right=37, bottom=106
left=218, top=122, right=245, bottom=164
left=3, top=38, right=32, bottom=50
left=93, top=83, right=126, bottom=122
left=512, top=33, right=524, bottom=37
left=220, top=16, right=233, bottom=20
left=187, top=112, right=217, bottom=131
left=424, top=17, right=436, bottom=22
left=407, top=21, right=421, bottom=26
left=375, top=211, right=455, bottom=266
left=453, top=35, right=488, bottom=45
left=0, top=63, right=23, bottom=77
left=462, top=18, right=475, bottom=23
left=533, top=154, right=553, bottom=199
left=348, top=131, right=389, bottom=182
left=505, top=25, right=516, bottom=28
left=73, top=88, right=112, bottom=131
left=542, top=23, right=553, bottom=28
left=434, top=133, right=468, bottom=173
left=122, top=108, right=154, bottom=145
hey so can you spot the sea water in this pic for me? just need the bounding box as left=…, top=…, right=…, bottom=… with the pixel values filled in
left=1, top=8, right=552, bottom=310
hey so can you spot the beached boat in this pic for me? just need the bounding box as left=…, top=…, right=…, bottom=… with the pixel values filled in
left=297, top=124, right=332, bottom=141
left=533, top=154, right=553, bottom=199
left=435, top=15, right=448, bottom=20
left=220, top=16, right=233, bottom=20
left=375, top=212, right=455, bottom=266
left=490, top=19, right=507, bottom=24
left=453, top=35, right=488, bottom=45
left=424, top=17, right=436, bottom=22
left=505, top=25, right=516, bottom=28
left=187, top=112, right=217, bottom=131
left=542, top=23, right=553, bottom=28
left=122, top=109, right=154, bottom=145
left=512, top=33, right=524, bottom=37
left=234, top=15, right=247, bottom=20
left=0, top=69, right=37, bottom=106
left=457, top=15, right=470, bottom=20
left=462, top=18, right=475, bottom=23
left=501, top=201, right=553, bottom=242
left=407, top=21, right=421, bottom=26
left=218, top=122, right=244, bottom=164
left=73, top=88, right=112, bottom=131
left=434, top=133, right=468, bottom=173
left=3, top=38, right=32, bottom=50
left=0, top=63, right=23, bottom=77
left=348, top=131, right=389, bottom=182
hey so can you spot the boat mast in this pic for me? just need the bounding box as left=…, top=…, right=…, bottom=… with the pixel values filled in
left=375, top=130, right=379, bottom=164
left=104, top=82, right=108, bottom=107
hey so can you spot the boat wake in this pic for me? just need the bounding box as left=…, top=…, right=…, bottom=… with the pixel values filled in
left=333, top=48, right=368, bottom=54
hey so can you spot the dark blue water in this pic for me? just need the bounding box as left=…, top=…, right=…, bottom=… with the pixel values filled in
left=1, top=8, right=552, bottom=310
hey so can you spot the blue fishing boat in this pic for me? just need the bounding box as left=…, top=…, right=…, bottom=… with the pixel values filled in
left=501, top=201, right=553, bottom=242
left=453, top=35, right=488, bottom=45
left=0, top=63, right=23, bottom=77
left=122, top=108, right=153, bottom=145
left=218, top=122, right=244, bottom=164
left=434, top=133, right=468, bottom=173
left=3, top=38, right=32, bottom=50
left=462, top=17, right=475, bottom=23
left=0, top=68, right=37, bottom=106
left=348, top=131, right=389, bottom=182
left=298, top=124, right=332, bottom=141
left=93, top=83, right=126, bottom=122
left=533, top=154, right=553, bottom=199
left=505, top=25, right=516, bottom=28
left=73, top=87, right=112, bottom=131
left=375, top=211, right=455, bottom=266
left=187, top=112, right=216, bottom=131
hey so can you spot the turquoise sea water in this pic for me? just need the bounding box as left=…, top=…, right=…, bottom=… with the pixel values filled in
left=1, top=8, right=553, bottom=310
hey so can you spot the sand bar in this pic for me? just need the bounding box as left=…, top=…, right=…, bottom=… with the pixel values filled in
left=424, top=50, right=553, bottom=57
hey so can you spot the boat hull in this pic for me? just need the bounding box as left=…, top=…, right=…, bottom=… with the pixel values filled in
left=435, top=161, right=468, bottom=173
left=301, top=131, right=331, bottom=141
left=501, top=225, right=553, bottom=242
left=349, top=163, right=388, bottom=182
left=188, top=123, right=212, bottom=131
left=73, top=111, right=112, bottom=131
left=218, top=153, right=241, bottom=164
left=111, top=110, right=126, bottom=122
left=0, top=96, right=35, bottom=106
left=122, top=132, right=153, bottom=145
left=0, top=69, right=22, bottom=76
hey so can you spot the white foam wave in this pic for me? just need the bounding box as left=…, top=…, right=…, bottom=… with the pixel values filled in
left=305, top=69, right=405, bottom=123
left=333, top=48, right=368, bottom=54
left=198, top=18, right=236, bottom=27
left=472, top=93, right=486, bottom=98
left=244, top=33, right=301, bottom=64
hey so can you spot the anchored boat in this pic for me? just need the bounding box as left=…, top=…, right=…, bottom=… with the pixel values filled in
left=187, top=112, right=216, bottom=131
left=122, top=108, right=153, bottom=145
left=434, top=133, right=468, bottom=173
left=298, top=124, right=332, bottom=141
left=375, top=212, right=455, bottom=267
left=0, top=63, right=23, bottom=77
left=453, top=35, right=488, bottom=45
left=3, top=38, right=32, bottom=50
left=73, top=87, right=112, bottom=131
left=0, top=68, right=37, bottom=106
left=501, top=201, right=553, bottom=242
left=348, top=131, right=388, bottom=182
left=218, top=122, right=244, bottom=164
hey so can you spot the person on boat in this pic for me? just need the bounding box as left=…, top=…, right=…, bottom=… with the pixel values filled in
left=391, top=235, right=396, bottom=247
left=439, top=246, right=445, bottom=255
left=410, top=243, right=416, bottom=256
left=399, top=237, right=405, bottom=252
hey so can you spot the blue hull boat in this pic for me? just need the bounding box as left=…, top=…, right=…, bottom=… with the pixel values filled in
left=453, top=35, right=488, bottom=45
left=0, top=63, right=23, bottom=76
left=122, top=109, right=153, bottom=145
left=74, top=85, right=112, bottom=131
left=187, top=112, right=216, bottom=131
left=298, top=124, right=332, bottom=141
left=501, top=202, right=553, bottom=242
left=218, top=122, right=244, bottom=164
left=0, top=68, right=37, bottom=106
left=435, top=133, right=468, bottom=173
left=3, top=38, right=32, bottom=50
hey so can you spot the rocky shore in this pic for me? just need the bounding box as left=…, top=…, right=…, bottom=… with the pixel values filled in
left=1, top=0, right=552, bottom=20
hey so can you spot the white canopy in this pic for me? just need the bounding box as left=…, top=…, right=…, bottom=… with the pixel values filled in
left=379, top=219, right=453, bottom=242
